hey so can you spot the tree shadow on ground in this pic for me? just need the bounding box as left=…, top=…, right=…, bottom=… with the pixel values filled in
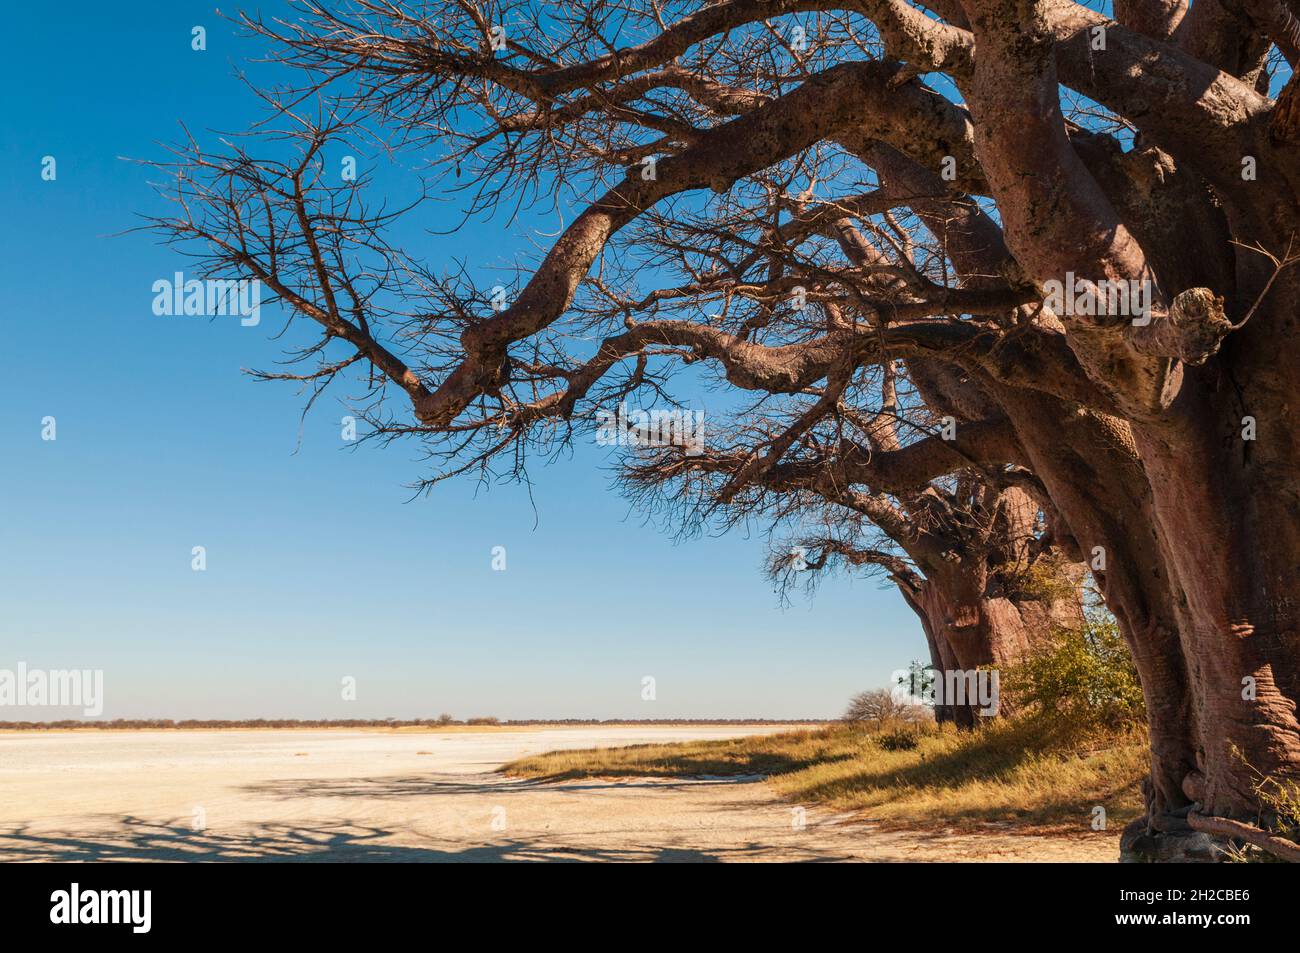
left=239, top=771, right=768, bottom=800
left=0, top=817, right=849, bottom=863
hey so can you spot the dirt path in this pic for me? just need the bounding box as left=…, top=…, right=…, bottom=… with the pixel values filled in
left=0, top=727, right=1117, bottom=862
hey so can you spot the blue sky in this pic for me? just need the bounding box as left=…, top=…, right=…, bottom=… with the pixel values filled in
left=0, top=1, right=922, bottom=720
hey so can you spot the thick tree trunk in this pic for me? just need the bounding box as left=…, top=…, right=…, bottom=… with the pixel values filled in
left=906, top=592, right=967, bottom=726
left=900, top=525, right=1085, bottom=727
left=993, top=388, right=1201, bottom=828
left=952, top=0, right=1300, bottom=850
left=865, top=143, right=1207, bottom=840
left=1133, top=311, right=1300, bottom=822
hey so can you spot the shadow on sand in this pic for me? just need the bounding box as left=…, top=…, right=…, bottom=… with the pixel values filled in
left=0, top=815, right=850, bottom=863
left=237, top=771, right=765, bottom=801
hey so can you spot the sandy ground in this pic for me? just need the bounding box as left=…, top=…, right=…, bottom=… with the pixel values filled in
left=0, top=727, right=1118, bottom=862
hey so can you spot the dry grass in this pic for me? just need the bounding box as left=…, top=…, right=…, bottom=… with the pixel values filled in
left=505, top=716, right=1149, bottom=832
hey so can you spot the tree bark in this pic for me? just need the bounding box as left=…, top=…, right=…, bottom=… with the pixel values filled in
left=900, top=489, right=1086, bottom=728
left=1132, top=319, right=1300, bottom=821
left=957, top=0, right=1300, bottom=839
left=866, top=142, right=1202, bottom=828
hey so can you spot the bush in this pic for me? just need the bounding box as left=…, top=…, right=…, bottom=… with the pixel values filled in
left=1004, top=551, right=1081, bottom=604
left=842, top=688, right=931, bottom=724
left=876, top=725, right=923, bottom=751
left=1004, top=605, right=1145, bottom=731
left=466, top=716, right=500, bottom=726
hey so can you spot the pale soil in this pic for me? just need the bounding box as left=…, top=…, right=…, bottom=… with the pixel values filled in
left=0, top=727, right=1118, bottom=862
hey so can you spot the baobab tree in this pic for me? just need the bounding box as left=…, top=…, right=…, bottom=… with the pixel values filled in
left=622, top=365, right=1086, bottom=726
left=149, top=0, right=1300, bottom=859
left=611, top=275, right=1090, bottom=727
left=607, top=140, right=1088, bottom=727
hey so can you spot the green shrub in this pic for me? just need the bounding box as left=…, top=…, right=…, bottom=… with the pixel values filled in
left=1004, top=551, right=1080, bottom=604
left=1004, top=605, right=1145, bottom=731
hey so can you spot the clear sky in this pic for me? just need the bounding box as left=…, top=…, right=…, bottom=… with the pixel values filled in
left=0, top=1, right=923, bottom=721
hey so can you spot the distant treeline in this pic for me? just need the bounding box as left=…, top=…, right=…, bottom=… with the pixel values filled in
left=0, top=717, right=828, bottom=730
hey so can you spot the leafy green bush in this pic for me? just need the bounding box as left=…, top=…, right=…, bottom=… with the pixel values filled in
left=1004, top=551, right=1081, bottom=604
left=1004, top=604, right=1145, bottom=731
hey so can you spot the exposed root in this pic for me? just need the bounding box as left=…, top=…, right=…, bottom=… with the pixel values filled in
left=1187, top=811, right=1300, bottom=863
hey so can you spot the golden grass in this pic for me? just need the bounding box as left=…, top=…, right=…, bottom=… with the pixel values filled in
left=505, top=716, right=1149, bottom=832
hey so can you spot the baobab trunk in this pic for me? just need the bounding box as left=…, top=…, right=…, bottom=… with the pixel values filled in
left=906, top=577, right=1081, bottom=728
left=955, top=0, right=1300, bottom=845
left=1133, top=309, right=1300, bottom=823
left=993, top=387, right=1201, bottom=832
left=906, top=592, right=968, bottom=727
left=898, top=489, right=1085, bottom=728
left=867, top=143, right=1202, bottom=835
